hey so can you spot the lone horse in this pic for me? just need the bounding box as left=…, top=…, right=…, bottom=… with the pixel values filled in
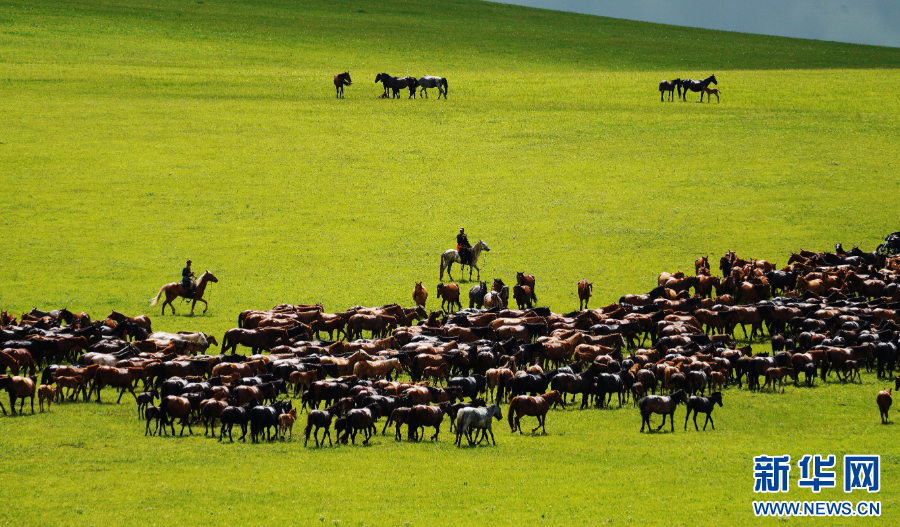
left=681, top=75, right=717, bottom=102
left=334, top=72, right=351, bottom=98
left=440, top=240, right=490, bottom=282
left=150, top=271, right=219, bottom=315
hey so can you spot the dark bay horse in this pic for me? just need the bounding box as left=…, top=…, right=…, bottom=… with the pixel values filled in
left=507, top=390, right=565, bottom=434
left=639, top=389, right=687, bottom=432
left=150, top=270, right=219, bottom=315
left=375, top=73, right=418, bottom=99
left=659, top=78, right=681, bottom=101
left=334, top=72, right=351, bottom=98
left=681, top=75, right=717, bottom=102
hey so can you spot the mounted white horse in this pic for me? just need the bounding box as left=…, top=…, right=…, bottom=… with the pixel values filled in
left=418, top=76, right=448, bottom=99
left=440, top=239, right=489, bottom=282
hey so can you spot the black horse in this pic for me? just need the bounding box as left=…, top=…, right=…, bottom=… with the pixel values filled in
left=375, top=73, right=418, bottom=99
left=639, top=389, right=687, bottom=432
left=684, top=392, right=723, bottom=431
left=469, top=281, right=488, bottom=309
left=681, top=75, right=717, bottom=102
left=334, top=72, right=352, bottom=98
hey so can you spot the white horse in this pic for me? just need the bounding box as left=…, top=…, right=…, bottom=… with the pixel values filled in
left=455, top=403, right=502, bottom=446
left=418, top=76, right=448, bottom=99
left=440, top=239, right=490, bottom=282
left=483, top=290, right=503, bottom=309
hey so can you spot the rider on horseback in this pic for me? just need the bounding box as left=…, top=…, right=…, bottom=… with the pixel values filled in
left=181, top=260, right=195, bottom=299
left=457, top=228, right=472, bottom=266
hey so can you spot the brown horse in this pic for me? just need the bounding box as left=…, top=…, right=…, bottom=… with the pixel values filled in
left=639, top=389, right=687, bottom=432
left=435, top=283, right=462, bottom=313
left=413, top=282, right=428, bottom=307
left=702, top=87, right=720, bottom=102
left=507, top=390, right=565, bottom=434
left=150, top=270, right=219, bottom=315
left=578, top=279, right=593, bottom=310
left=659, top=78, right=681, bottom=101
left=877, top=389, right=892, bottom=424
left=694, top=256, right=709, bottom=275
left=107, top=310, right=152, bottom=332
left=512, top=284, right=534, bottom=310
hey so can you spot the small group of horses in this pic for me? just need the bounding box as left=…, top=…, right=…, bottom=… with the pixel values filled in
left=659, top=74, right=720, bottom=103
left=332, top=72, right=448, bottom=99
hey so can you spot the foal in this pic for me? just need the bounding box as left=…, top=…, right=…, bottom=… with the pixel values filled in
left=702, top=87, right=720, bottom=103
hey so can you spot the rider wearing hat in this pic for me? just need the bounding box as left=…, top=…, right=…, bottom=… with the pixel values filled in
left=181, top=260, right=195, bottom=298
left=457, top=228, right=472, bottom=265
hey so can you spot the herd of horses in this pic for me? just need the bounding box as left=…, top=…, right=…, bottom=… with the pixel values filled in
left=333, top=72, right=448, bottom=99
left=659, top=74, right=720, bottom=103
left=3, top=240, right=900, bottom=447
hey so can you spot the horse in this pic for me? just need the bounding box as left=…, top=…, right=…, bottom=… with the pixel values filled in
left=304, top=404, right=341, bottom=446
left=512, top=284, right=534, bottom=310
left=684, top=392, right=723, bottom=431
left=483, top=291, right=503, bottom=309
left=408, top=404, right=447, bottom=442
left=436, top=283, right=462, bottom=313
left=680, top=75, right=717, bottom=102
left=375, top=73, right=417, bottom=99
left=578, top=279, right=593, bottom=310
left=639, top=389, right=687, bottom=432
left=333, top=72, right=351, bottom=98
left=455, top=403, right=502, bottom=446
left=417, top=76, right=448, bottom=99
left=702, top=87, right=720, bottom=103
left=440, top=239, right=490, bottom=281
left=659, top=78, right=681, bottom=101
left=413, top=282, right=428, bottom=307
left=469, top=281, right=488, bottom=308
left=507, top=390, right=565, bottom=434
left=341, top=403, right=382, bottom=445
left=150, top=270, right=219, bottom=315
left=878, top=389, right=892, bottom=424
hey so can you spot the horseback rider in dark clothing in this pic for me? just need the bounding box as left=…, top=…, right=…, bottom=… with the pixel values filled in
left=457, top=228, right=472, bottom=266
left=181, top=260, right=196, bottom=299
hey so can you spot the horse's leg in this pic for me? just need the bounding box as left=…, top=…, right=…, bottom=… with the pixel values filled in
left=657, top=413, right=666, bottom=431
left=693, top=411, right=700, bottom=431
left=684, top=408, right=691, bottom=431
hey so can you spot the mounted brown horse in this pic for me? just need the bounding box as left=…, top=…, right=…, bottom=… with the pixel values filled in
left=507, top=390, right=565, bottom=434
left=150, top=270, right=219, bottom=315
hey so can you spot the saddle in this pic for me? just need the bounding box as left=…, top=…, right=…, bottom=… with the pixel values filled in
left=182, top=279, right=196, bottom=299
left=459, top=246, right=472, bottom=266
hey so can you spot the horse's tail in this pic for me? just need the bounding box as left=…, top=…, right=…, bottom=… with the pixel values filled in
left=443, top=78, right=448, bottom=96
left=150, top=285, right=165, bottom=307
left=507, top=398, right=517, bottom=430
left=303, top=416, right=313, bottom=441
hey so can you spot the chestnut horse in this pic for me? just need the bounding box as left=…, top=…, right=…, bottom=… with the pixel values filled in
left=435, top=283, right=462, bottom=313
left=507, top=390, right=565, bottom=434
left=150, top=270, right=219, bottom=315
left=702, top=87, right=720, bottom=103
left=413, top=282, right=428, bottom=307
left=878, top=389, right=892, bottom=424
left=578, top=279, right=593, bottom=310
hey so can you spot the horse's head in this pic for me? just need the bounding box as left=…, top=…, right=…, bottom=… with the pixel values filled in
left=710, top=74, right=717, bottom=85
left=477, top=240, right=490, bottom=252
left=343, top=72, right=352, bottom=85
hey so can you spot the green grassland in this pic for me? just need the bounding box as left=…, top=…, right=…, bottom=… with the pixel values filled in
left=1, top=0, right=899, bottom=525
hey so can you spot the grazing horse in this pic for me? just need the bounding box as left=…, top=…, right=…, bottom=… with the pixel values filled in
left=417, top=75, right=448, bottom=99
left=455, top=403, right=502, bottom=446
left=441, top=239, right=490, bottom=281
left=578, top=279, right=593, bottom=310
left=507, top=390, right=565, bottom=434
left=639, top=389, right=687, bottom=432
left=659, top=78, right=681, bottom=101
left=436, top=283, right=462, bottom=313
left=150, top=270, right=219, bottom=315
left=702, top=87, right=720, bottom=103
left=413, top=282, right=428, bottom=307
left=684, top=392, right=723, bottom=431
left=877, top=389, right=892, bottom=424
left=680, top=75, right=717, bottom=102
left=333, top=72, right=351, bottom=98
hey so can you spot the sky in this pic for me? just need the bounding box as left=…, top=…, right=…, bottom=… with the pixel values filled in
left=492, top=0, right=900, bottom=48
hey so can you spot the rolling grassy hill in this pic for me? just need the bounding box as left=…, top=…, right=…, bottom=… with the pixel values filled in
left=0, top=0, right=899, bottom=525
